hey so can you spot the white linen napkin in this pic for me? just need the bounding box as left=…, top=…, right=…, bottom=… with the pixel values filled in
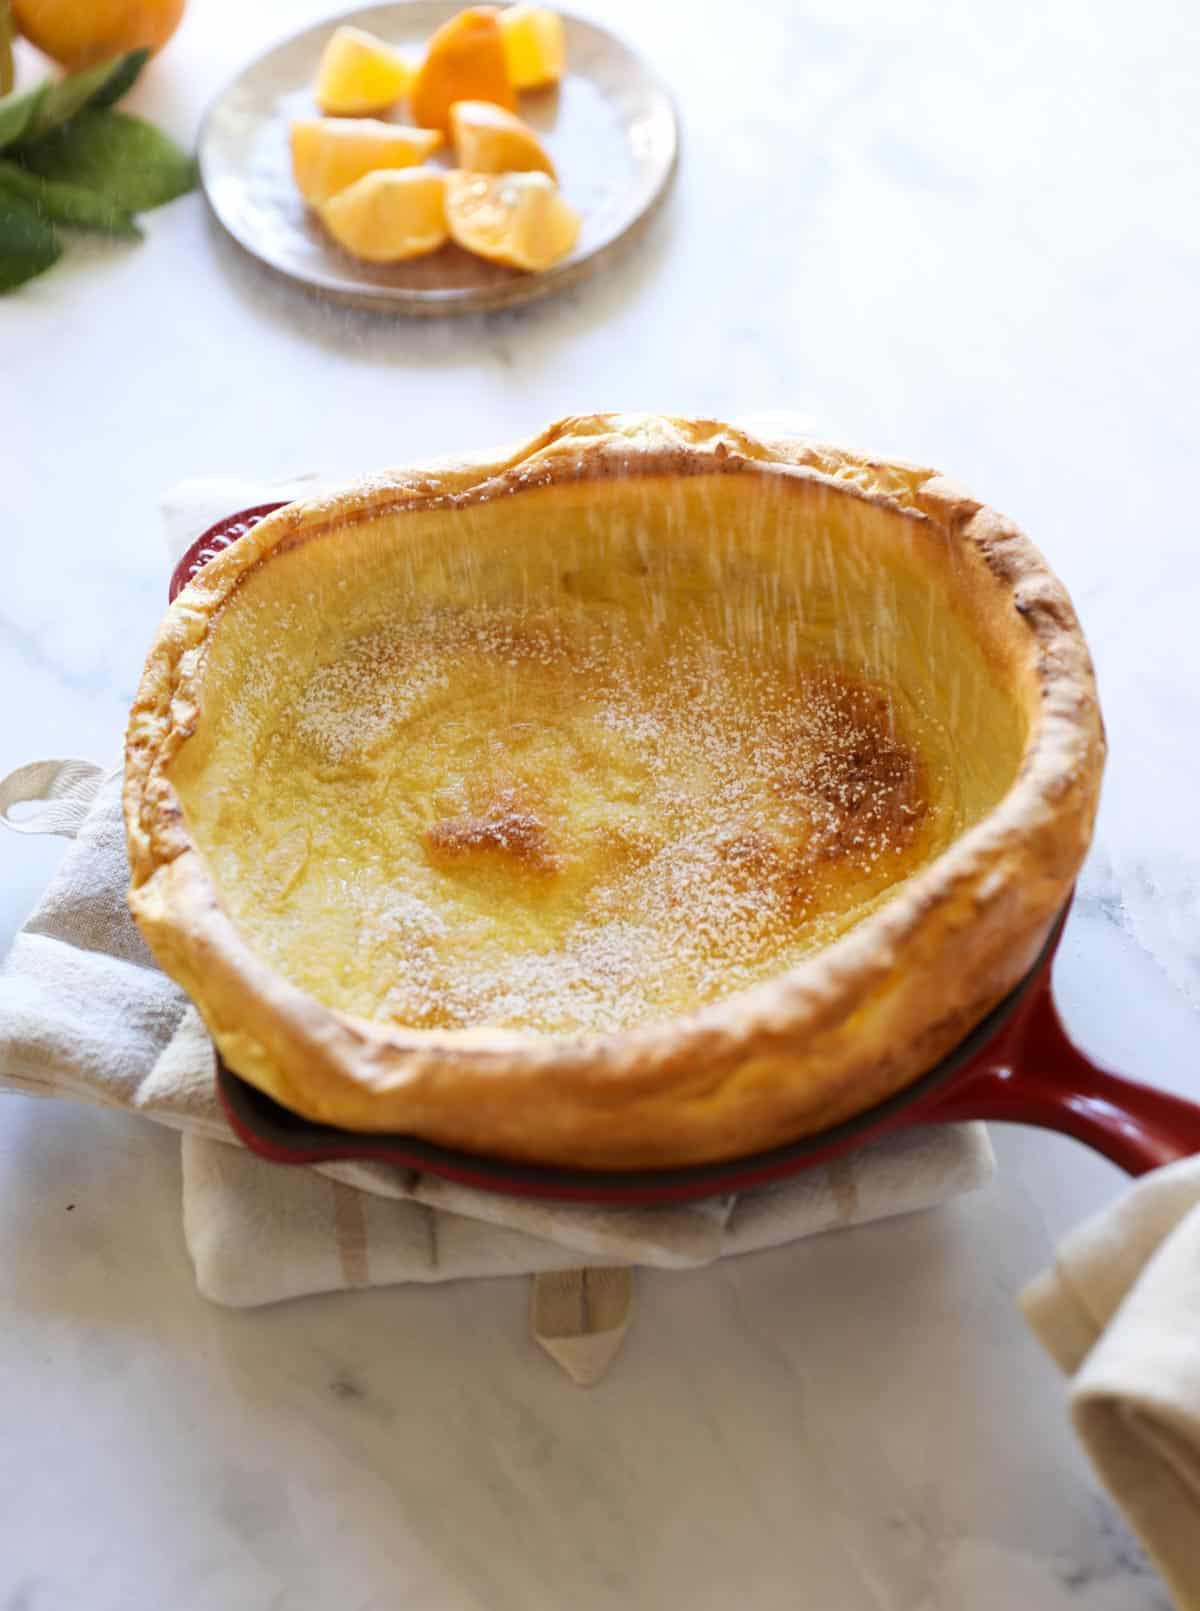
left=1022, top=1158, right=1200, bottom=1611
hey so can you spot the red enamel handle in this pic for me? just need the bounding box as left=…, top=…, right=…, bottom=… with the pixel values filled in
left=915, top=977, right=1200, bottom=1176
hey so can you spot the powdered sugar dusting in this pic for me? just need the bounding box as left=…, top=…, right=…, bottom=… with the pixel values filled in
left=193, top=522, right=962, bottom=1037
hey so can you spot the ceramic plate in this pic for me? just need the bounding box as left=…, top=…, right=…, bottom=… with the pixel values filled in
left=198, top=2, right=679, bottom=314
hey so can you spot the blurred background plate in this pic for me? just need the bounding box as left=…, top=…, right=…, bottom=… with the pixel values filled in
left=198, top=1, right=679, bottom=314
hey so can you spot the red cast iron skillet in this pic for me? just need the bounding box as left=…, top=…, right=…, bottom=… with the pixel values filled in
left=173, top=506, right=1200, bottom=1205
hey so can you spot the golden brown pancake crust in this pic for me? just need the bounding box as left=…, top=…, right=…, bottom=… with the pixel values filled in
left=124, top=415, right=1104, bottom=1168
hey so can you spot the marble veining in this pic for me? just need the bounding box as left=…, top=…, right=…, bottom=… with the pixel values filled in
left=2, top=0, right=1199, bottom=1605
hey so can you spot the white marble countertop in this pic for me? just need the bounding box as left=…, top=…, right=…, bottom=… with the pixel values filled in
left=2, top=0, right=1198, bottom=1604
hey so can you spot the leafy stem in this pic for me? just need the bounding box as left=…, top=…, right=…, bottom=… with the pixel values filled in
left=0, top=47, right=195, bottom=291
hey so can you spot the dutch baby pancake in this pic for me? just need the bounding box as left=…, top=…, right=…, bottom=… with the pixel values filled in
left=124, top=415, right=1104, bottom=1167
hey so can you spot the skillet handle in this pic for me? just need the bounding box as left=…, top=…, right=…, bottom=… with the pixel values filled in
left=917, top=981, right=1200, bottom=1177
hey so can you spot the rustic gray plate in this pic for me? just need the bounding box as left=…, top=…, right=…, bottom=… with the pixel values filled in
left=198, top=2, right=679, bottom=314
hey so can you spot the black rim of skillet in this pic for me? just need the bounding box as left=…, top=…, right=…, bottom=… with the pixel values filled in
left=217, top=905, right=1068, bottom=1196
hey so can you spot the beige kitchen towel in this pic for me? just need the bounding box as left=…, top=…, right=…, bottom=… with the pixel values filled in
left=1022, top=1159, right=1200, bottom=1611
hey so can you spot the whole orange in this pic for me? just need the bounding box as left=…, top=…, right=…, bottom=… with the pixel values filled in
left=12, top=0, right=186, bottom=69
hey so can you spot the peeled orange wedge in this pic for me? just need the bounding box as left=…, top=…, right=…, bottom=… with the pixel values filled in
left=291, top=119, right=443, bottom=206
left=315, top=25, right=415, bottom=116
left=409, top=6, right=516, bottom=135
left=499, top=5, right=566, bottom=90
left=449, top=101, right=556, bottom=178
left=319, top=168, right=449, bottom=262
left=445, top=169, right=579, bottom=271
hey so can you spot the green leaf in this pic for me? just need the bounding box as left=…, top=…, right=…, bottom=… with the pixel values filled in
left=0, top=189, right=61, bottom=290
left=0, top=47, right=147, bottom=154
left=0, top=159, right=142, bottom=237
left=0, top=2, right=15, bottom=99
left=0, top=84, right=45, bottom=151
left=20, top=108, right=197, bottom=212
left=27, top=49, right=150, bottom=138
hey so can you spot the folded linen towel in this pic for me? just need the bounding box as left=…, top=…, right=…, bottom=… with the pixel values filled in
left=1023, top=1157, right=1200, bottom=1611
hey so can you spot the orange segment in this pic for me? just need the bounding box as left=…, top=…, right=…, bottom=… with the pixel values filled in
left=409, top=6, right=515, bottom=136
left=315, top=25, right=415, bottom=116
left=499, top=5, right=565, bottom=90
left=319, top=168, right=449, bottom=262
left=449, top=101, right=556, bottom=179
left=445, top=169, right=580, bottom=271
left=291, top=119, right=443, bottom=206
